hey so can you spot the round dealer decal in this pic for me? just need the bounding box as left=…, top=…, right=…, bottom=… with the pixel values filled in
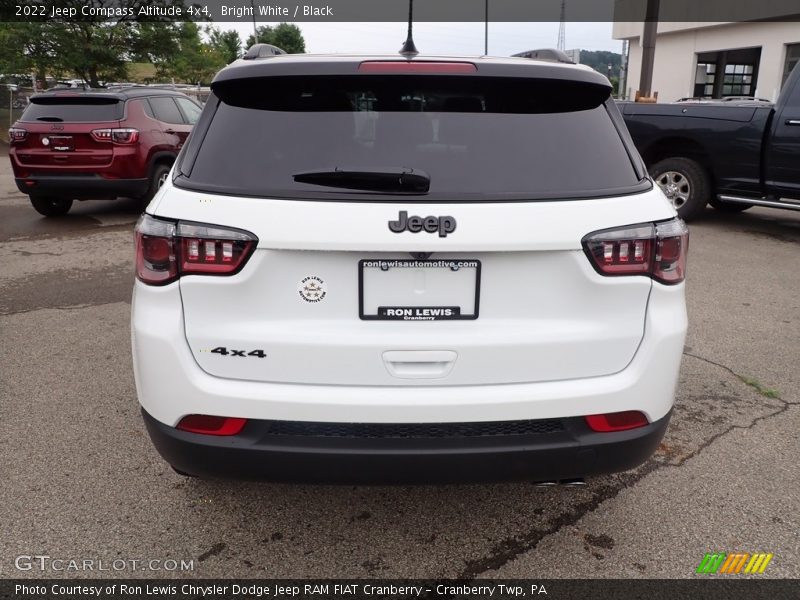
left=298, top=276, right=327, bottom=303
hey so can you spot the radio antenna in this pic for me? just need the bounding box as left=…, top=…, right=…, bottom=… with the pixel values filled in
left=399, top=0, right=419, bottom=58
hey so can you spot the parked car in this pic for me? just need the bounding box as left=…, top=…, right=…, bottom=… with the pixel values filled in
left=621, top=61, right=800, bottom=220
left=8, top=88, right=202, bottom=216
left=132, top=53, right=688, bottom=483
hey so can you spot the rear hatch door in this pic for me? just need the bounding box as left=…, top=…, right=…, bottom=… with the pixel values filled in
left=13, top=95, right=123, bottom=168
left=168, top=63, right=670, bottom=386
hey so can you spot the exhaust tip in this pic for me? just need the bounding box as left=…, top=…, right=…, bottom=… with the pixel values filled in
left=559, top=478, right=586, bottom=486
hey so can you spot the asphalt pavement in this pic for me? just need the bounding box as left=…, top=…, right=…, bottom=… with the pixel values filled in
left=1, top=147, right=798, bottom=579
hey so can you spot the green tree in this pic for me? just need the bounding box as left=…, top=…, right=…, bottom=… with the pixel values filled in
left=0, top=1, right=186, bottom=88
left=207, top=27, right=242, bottom=64
left=155, top=22, right=224, bottom=84
left=0, top=23, right=63, bottom=85
left=245, top=23, right=305, bottom=54
left=579, top=50, right=622, bottom=80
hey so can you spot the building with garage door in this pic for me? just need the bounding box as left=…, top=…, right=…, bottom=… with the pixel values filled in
left=614, top=21, right=800, bottom=102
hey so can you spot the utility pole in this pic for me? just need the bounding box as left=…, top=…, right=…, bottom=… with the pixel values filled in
left=557, top=0, right=566, bottom=51
left=639, top=0, right=660, bottom=98
left=250, top=0, right=257, bottom=43
left=484, top=0, right=488, bottom=55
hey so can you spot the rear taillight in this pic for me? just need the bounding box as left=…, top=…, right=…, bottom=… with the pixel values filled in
left=8, top=128, right=27, bottom=143
left=91, top=128, right=139, bottom=144
left=585, top=411, right=649, bottom=432
left=582, top=218, right=689, bottom=285
left=177, top=415, right=247, bottom=436
left=135, top=215, right=257, bottom=286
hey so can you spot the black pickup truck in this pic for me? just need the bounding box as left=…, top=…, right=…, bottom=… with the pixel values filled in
left=621, top=62, right=800, bottom=220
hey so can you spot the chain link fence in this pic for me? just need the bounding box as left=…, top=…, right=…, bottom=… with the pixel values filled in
left=3, top=86, right=34, bottom=143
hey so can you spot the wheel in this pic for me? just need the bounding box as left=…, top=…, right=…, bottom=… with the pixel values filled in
left=650, top=157, right=711, bottom=221
left=30, top=196, right=73, bottom=217
left=139, top=163, right=172, bottom=208
left=709, top=198, right=753, bottom=213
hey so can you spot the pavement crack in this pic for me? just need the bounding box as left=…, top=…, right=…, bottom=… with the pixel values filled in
left=1, top=302, right=129, bottom=316
left=459, top=353, right=796, bottom=579
left=197, top=542, right=227, bottom=562
left=458, top=464, right=661, bottom=579
left=683, top=351, right=795, bottom=405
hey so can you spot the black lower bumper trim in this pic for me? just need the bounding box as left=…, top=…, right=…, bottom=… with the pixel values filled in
left=16, top=175, right=149, bottom=200
left=142, top=409, right=671, bottom=484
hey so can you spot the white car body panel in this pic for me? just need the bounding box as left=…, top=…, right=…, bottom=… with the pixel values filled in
left=131, top=279, right=685, bottom=427
left=150, top=182, right=677, bottom=386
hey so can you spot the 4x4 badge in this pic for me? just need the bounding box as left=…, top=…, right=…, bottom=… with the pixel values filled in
left=388, top=211, right=456, bottom=238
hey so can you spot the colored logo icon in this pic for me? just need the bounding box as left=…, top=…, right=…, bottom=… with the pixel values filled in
left=696, top=552, right=773, bottom=574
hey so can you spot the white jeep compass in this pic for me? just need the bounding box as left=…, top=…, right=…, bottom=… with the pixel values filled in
left=131, top=53, right=688, bottom=483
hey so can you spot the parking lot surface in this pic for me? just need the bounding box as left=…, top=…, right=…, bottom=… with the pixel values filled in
left=1, top=148, right=798, bottom=579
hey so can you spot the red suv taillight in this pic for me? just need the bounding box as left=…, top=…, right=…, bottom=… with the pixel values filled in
left=135, top=215, right=257, bottom=286
left=582, top=218, right=689, bottom=284
left=8, top=128, right=27, bottom=143
left=91, top=128, right=139, bottom=144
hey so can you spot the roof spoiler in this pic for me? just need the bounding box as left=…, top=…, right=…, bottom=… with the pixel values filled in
left=512, top=49, right=575, bottom=64
left=242, top=44, right=287, bottom=60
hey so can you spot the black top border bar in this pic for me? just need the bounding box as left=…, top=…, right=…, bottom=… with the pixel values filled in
left=4, top=0, right=800, bottom=23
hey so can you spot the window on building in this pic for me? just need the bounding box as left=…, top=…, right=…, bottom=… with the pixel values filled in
left=783, top=44, right=800, bottom=88
left=694, top=47, right=761, bottom=98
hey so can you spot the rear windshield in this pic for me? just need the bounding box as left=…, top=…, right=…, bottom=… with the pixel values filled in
left=21, top=97, right=123, bottom=122
left=179, top=75, right=643, bottom=201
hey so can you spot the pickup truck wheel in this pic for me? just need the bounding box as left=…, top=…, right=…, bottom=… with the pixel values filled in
left=30, top=196, right=73, bottom=217
left=709, top=198, right=752, bottom=213
left=650, top=158, right=710, bottom=221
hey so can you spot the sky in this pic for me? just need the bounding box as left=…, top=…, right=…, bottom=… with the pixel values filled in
left=220, top=22, right=623, bottom=56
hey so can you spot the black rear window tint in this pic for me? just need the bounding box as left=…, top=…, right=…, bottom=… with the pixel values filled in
left=21, top=97, right=123, bottom=122
left=180, top=75, right=642, bottom=201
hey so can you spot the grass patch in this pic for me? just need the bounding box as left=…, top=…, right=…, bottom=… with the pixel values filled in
left=738, top=375, right=781, bottom=399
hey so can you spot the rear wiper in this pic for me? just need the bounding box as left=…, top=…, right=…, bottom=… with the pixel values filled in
left=36, top=117, right=64, bottom=122
left=293, top=167, right=430, bottom=193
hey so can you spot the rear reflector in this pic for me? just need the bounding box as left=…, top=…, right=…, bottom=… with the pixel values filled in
left=585, top=411, right=649, bottom=432
left=582, top=218, right=689, bottom=284
left=177, top=415, right=247, bottom=436
left=358, top=61, right=477, bottom=73
left=135, top=215, right=257, bottom=285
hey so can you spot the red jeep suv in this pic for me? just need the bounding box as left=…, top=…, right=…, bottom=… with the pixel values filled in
left=8, top=88, right=202, bottom=216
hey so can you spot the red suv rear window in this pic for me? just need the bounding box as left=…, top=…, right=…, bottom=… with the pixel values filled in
left=21, top=97, right=124, bottom=122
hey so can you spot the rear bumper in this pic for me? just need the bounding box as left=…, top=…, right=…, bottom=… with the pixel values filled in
left=15, top=175, right=149, bottom=199
left=142, top=408, right=671, bottom=483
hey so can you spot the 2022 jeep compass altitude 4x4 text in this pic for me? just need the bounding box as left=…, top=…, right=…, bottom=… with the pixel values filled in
left=132, top=54, right=689, bottom=484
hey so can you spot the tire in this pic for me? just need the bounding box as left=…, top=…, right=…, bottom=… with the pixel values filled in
left=30, top=196, right=73, bottom=217
left=709, top=198, right=753, bottom=213
left=170, top=465, right=197, bottom=478
left=650, top=157, right=711, bottom=221
left=139, top=163, right=172, bottom=208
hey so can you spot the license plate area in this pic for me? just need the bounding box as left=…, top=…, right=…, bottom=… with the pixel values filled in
left=359, top=259, right=481, bottom=321
left=48, top=136, right=74, bottom=151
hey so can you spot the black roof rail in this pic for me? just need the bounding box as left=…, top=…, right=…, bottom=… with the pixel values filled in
left=242, top=44, right=287, bottom=60
left=512, top=48, right=575, bottom=64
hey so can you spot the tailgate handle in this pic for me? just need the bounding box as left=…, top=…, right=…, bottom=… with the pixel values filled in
left=382, top=350, right=457, bottom=379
